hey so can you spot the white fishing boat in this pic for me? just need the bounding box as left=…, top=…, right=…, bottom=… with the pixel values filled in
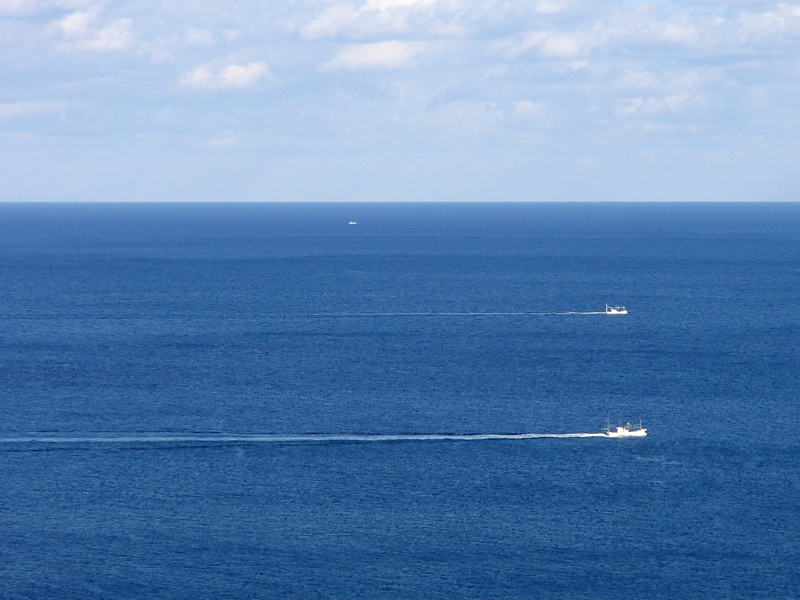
left=605, top=304, right=627, bottom=315
left=348, top=221, right=357, bottom=225
left=604, top=417, right=647, bottom=437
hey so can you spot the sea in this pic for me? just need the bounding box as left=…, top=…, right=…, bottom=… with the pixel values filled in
left=0, top=202, right=798, bottom=599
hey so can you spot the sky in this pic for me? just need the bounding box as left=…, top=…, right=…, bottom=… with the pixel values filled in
left=1, top=0, right=799, bottom=202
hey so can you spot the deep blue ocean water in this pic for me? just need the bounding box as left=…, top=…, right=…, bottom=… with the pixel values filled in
left=0, top=202, right=798, bottom=599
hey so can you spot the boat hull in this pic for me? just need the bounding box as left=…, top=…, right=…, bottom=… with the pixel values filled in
left=606, top=428, right=647, bottom=437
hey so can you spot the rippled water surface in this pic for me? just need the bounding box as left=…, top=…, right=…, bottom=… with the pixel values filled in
left=1, top=203, right=798, bottom=598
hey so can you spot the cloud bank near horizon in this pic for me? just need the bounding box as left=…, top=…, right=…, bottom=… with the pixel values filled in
left=1, top=0, right=799, bottom=201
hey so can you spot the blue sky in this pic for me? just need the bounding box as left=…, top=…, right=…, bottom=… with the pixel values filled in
left=1, top=0, right=799, bottom=201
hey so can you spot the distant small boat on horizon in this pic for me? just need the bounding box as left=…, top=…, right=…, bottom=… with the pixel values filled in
left=605, top=304, right=627, bottom=315
left=604, top=417, right=647, bottom=437
left=348, top=221, right=357, bottom=225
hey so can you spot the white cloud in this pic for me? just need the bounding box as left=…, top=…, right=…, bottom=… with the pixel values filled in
left=618, top=94, right=692, bottom=118
left=297, top=0, right=577, bottom=42
left=2, top=0, right=799, bottom=202
left=663, top=94, right=690, bottom=112
left=0, top=0, right=94, bottom=15
left=0, top=100, right=68, bottom=119
left=364, top=0, right=439, bottom=9
left=182, top=65, right=213, bottom=88
left=495, top=2, right=800, bottom=65
left=223, top=29, right=243, bottom=42
left=51, top=10, right=134, bottom=51
left=508, top=30, right=592, bottom=58
left=322, top=40, right=427, bottom=70
left=733, top=3, right=800, bottom=41
left=79, top=19, right=133, bottom=50
left=219, top=62, right=268, bottom=87
left=531, top=0, right=571, bottom=15
left=300, top=0, right=465, bottom=40
left=3, top=3, right=800, bottom=179
left=538, top=32, right=590, bottom=57
left=514, top=100, right=545, bottom=116
left=0, top=0, right=39, bottom=16
left=181, top=61, right=269, bottom=89
left=56, top=10, right=96, bottom=38
left=661, top=21, right=699, bottom=45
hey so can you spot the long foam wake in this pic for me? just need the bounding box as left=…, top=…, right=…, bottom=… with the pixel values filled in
left=274, top=312, right=606, bottom=317
left=0, top=432, right=608, bottom=444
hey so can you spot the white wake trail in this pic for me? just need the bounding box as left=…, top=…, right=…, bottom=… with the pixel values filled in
left=274, top=312, right=606, bottom=317
left=0, top=432, right=608, bottom=444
